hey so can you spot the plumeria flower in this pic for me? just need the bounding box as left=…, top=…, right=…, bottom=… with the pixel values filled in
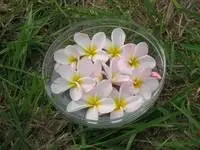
left=67, top=80, right=115, bottom=121
left=104, top=28, right=126, bottom=58
left=54, top=45, right=80, bottom=69
left=74, top=32, right=109, bottom=62
left=110, top=84, right=143, bottom=122
left=51, top=58, right=97, bottom=101
left=151, top=71, right=161, bottom=79
left=102, top=58, right=130, bottom=85
left=118, top=42, right=156, bottom=75
left=127, top=69, right=159, bottom=100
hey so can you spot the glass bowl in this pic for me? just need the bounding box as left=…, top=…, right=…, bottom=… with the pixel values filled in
left=42, top=19, right=166, bottom=128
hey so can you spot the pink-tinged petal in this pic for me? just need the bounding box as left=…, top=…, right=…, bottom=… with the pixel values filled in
left=126, top=82, right=140, bottom=94
left=69, top=87, right=83, bottom=101
left=93, top=51, right=109, bottom=62
left=134, top=42, right=148, bottom=57
left=110, top=109, right=124, bottom=120
left=118, top=58, right=132, bottom=75
left=55, top=64, right=75, bottom=81
left=142, top=68, right=152, bottom=77
left=81, top=77, right=96, bottom=92
left=104, top=38, right=112, bottom=50
left=102, top=63, right=112, bottom=79
left=122, top=43, right=136, bottom=59
left=66, top=100, right=88, bottom=112
left=119, top=83, right=134, bottom=99
left=73, top=45, right=85, bottom=55
left=139, top=55, right=156, bottom=69
left=96, top=80, right=113, bottom=98
left=110, top=88, right=119, bottom=99
left=77, top=57, right=93, bottom=76
left=125, top=96, right=143, bottom=112
left=91, top=32, right=106, bottom=50
left=116, top=74, right=130, bottom=83
left=131, top=69, right=142, bottom=78
left=110, top=58, right=120, bottom=73
left=51, top=77, right=69, bottom=94
left=98, top=98, right=115, bottom=114
left=111, top=28, right=126, bottom=47
left=140, top=86, right=152, bottom=100
left=74, top=32, right=91, bottom=49
left=86, top=107, right=99, bottom=121
left=54, top=49, right=68, bottom=64
left=143, top=77, right=159, bottom=91
left=131, top=68, right=151, bottom=78
left=92, top=61, right=102, bottom=77
left=151, top=71, right=161, bottom=79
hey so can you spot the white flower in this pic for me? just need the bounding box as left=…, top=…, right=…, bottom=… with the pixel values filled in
left=118, top=42, right=156, bottom=75
left=104, top=28, right=126, bottom=58
left=67, top=80, right=115, bottom=121
left=127, top=69, right=159, bottom=100
left=54, top=45, right=80, bottom=69
left=74, top=32, right=109, bottom=62
left=110, top=84, right=143, bottom=122
left=102, top=58, right=130, bottom=85
left=51, top=58, right=97, bottom=101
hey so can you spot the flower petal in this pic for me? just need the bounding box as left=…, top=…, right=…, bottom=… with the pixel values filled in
left=98, top=98, right=115, bottom=114
left=91, top=32, right=106, bottom=50
left=134, top=42, right=148, bottom=57
left=92, top=61, right=102, bottom=77
left=81, top=77, right=96, bottom=92
left=111, top=28, right=126, bottom=47
left=51, top=77, right=69, bottom=94
left=73, top=45, right=85, bottom=55
left=66, top=100, right=88, bottom=112
left=125, top=96, right=143, bottom=112
left=140, top=86, right=152, bottom=100
left=119, top=83, right=134, bottom=99
left=118, top=58, right=132, bottom=75
left=96, top=80, right=113, bottom=98
left=65, top=45, right=79, bottom=56
left=74, top=32, right=91, bottom=49
left=110, top=88, right=119, bottom=99
left=144, top=77, right=159, bottom=91
left=139, top=55, right=156, bottom=69
left=93, top=51, right=109, bottom=62
left=77, top=57, right=94, bottom=76
left=151, top=71, right=162, bottom=79
left=116, top=74, right=130, bottom=83
left=54, top=49, right=68, bottom=64
left=102, top=62, right=112, bottom=79
left=104, top=38, right=112, bottom=50
left=110, top=58, right=120, bottom=73
left=86, top=107, right=99, bottom=121
left=122, top=43, right=136, bottom=59
left=69, top=87, right=83, bottom=101
left=110, top=109, right=124, bottom=120
left=55, top=64, right=75, bottom=81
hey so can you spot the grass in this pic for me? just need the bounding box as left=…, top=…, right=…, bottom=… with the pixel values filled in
left=0, top=0, right=200, bottom=149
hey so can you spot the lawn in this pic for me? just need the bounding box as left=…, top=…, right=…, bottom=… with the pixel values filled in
left=0, top=0, right=200, bottom=149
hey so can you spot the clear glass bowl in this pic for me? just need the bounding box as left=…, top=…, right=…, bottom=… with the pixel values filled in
left=42, top=19, right=166, bottom=128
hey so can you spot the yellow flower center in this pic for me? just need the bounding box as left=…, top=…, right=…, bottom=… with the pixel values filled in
left=133, top=78, right=144, bottom=88
left=87, top=96, right=101, bottom=108
left=84, top=45, right=97, bottom=57
left=128, top=57, right=140, bottom=68
left=68, top=74, right=82, bottom=88
left=68, top=56, right=78, bottom=64
left=107, top=46, right=121, bottom=57
left=114, top=97, right=127, bottom=111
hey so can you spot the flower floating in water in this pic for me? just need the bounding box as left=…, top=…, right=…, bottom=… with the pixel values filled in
left=67, top=80, right=115, bottom=121
left=74, top=32, right=109, bottom=62
left=104, top=28, right=126, bottom=58
left=51, top=58, right=97, bottom=101
left=110, top=84, right=143, bottom=122
left=50, top=28, right=162, bottom=122
left=118, top=42, right=156, bottom=75
left=126, top=69, right=159, bottom=100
